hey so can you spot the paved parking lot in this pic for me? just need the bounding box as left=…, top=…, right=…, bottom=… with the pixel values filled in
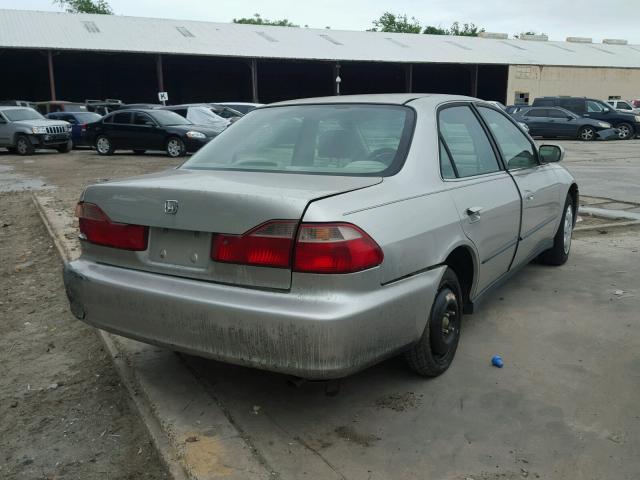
left=558, top=139, right=640, bottom=205
left=1, top=141, right=639, bottom=479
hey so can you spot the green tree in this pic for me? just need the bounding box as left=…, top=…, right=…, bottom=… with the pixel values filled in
left=233, top=13, right=298, bottom=27
left=53, top=0, right=113, bottom=14
left=369, top=12, right=422, bottom=33
left=423, top=21, right=484, bottom=36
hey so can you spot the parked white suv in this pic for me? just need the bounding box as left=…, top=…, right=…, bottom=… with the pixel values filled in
left=0, top=107, right=72, bottom=155
left=606, top=100, right=640, bottom=114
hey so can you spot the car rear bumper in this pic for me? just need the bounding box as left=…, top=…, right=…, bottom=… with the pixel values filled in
left=63, top=259, right=443, bottom=379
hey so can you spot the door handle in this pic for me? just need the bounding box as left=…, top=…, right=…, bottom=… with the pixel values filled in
left=466, top=206, right=483, bottom=216
left=524, top=191, right=535, bottom=202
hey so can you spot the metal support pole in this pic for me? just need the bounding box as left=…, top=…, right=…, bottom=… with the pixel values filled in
left=156, top=54, right=165, bottom=92
left=47, top=50, right=56, bottom=101
left=250, top=58, right=259, bottom=103
left=470, top=64, right=479, bottom=98
left=405, top=64, right=413, bottom=93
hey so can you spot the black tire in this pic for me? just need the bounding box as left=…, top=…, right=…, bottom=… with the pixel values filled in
left=133, top=149, right=146, bottom=155
left=56, top=140, right=72, bottom=153
left=615, top=122, right=634, bottom=140
left=15, top=135, right=34, bottom=156
left=405, top=267, right=463, bottom=377
left=166, top=136, right=186, bottom=158
left=538, top=194, right=574, bottom=266
left=95, top=135, right=114, bottom=156
left=577, top=126, right=596, bottom=141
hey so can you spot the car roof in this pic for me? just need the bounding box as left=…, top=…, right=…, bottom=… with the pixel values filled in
left=268, top=93, right=486, bottom=107
left=0, top=106, right=34, bottom=111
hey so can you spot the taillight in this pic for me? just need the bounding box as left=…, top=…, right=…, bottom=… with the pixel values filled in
left=212, top=220, right=296, bottom=268
left=294, top=223, right=383, bottom=274
left=210, top=221, right=383, bottom=274
left=75, top=202, right=148, bottom=251
left=81, top=123, right=87, bottom=131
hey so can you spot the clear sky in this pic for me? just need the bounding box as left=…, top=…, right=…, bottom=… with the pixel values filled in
left=0, top=0, right=637, bottom=44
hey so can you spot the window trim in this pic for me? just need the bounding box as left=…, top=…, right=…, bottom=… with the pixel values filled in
left=109, top=111, right=133, bottom=125
left=436, top=101, right=506, bottom=181
left=474, top=103, right=541, bottom=172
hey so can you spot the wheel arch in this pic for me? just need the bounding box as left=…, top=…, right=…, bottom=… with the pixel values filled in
left=568, top=183, right=579, bottom=225
left=442, top=244, right=478, bottom=314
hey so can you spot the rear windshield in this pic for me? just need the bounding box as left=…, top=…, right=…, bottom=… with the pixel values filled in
left=3, top=108, right=44, bottom=121
left=181, top=104, right=414, bottom=176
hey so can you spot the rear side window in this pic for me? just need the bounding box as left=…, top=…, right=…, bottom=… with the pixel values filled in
left=112, top=112, right=131, bottom=124
left=586, top=100, right=604, bottom=113
left=438, top=106, right=501, bottom=178
left=478, top=107, right=538, bottom=170
left=439, top=141, right=457, bottom=179
left=182, top=104, right=415, bottom=176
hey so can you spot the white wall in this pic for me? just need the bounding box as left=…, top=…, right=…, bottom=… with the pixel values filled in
left=506, top=65, right=640, bottom=104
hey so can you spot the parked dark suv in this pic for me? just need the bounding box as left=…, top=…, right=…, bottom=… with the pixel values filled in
left=532, top=97, right=640, bottom=140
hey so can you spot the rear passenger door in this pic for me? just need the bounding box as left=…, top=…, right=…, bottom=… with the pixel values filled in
left=477, top=106, right=564, bottom=267
left=439, top=104, right=521, bottom=294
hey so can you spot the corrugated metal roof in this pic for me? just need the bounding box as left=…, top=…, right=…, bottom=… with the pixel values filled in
left=2, top=9, right=640, bottom=68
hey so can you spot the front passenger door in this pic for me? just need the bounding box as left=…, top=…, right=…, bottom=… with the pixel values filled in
left=477, top=106, right=564, bottom=267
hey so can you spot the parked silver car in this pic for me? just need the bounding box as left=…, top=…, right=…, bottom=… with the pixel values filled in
left=63, top=94, right=578, bottom=379
left=0, top=106, right=72, bottom=155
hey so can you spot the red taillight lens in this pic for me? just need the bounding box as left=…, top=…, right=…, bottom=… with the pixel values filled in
left=293, top=223, right=383, bottom=274
left=211, top=220, right=296, bottom=268
left=210, top=221, right=383, bottom=273
left=75, top=202, right=148, bottom=251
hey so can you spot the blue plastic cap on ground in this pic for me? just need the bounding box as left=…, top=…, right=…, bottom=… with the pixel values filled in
left=491, top=355, right=504, bottom=368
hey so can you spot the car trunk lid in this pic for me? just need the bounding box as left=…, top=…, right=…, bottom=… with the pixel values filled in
left=81, top=168, right=381, bottom=289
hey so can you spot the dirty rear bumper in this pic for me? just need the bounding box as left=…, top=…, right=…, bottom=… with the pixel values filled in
left=63, top=260, right=443, bottom=379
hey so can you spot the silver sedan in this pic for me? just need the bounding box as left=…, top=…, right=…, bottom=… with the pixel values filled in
left=63, top=94, right=578, bottom=379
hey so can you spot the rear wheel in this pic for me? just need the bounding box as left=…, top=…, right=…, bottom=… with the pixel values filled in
left=166, top=137, right=186, bottom=158
left=616, top=122, right=634, bottom=140
left=96, top=135, right=114, bottom=155
left=405, top=267, right=462, bottom=377
left=56, top=140, right=72, bottom=153
left=538, top=194, right=574, bottom=266
left=15, top=135, right=34, bottom=156
left=578, top=126, right=596, bottom=141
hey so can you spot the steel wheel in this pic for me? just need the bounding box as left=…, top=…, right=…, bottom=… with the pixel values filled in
left=578, top=126, right=595, bottom=141
left=429, top=287, right=461, bottom=361
left=166, top=138, right=185, bottom=158
left=563, top=204, right=573, bottom=255
left=96, top=136, right=112, bottom=155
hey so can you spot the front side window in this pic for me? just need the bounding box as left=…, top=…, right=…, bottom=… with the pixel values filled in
left=525, top=109, right=548, bottom=118
left=548, top=108, right=571, bottom=119
left=586, top=100, right=604, bottom=113
left=478, top=106, right=538, bottom=170
left=133, top=112, right=154, bottom=126
left=438, top=105, right=501, bottom=178
left=182, top=104, right=414, bottom=176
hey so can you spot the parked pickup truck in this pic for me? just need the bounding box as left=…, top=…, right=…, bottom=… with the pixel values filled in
left=0, top=106, right=72, bottom=155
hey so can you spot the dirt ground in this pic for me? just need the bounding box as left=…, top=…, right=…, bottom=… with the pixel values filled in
left=0, top=150, right=177, bottom=479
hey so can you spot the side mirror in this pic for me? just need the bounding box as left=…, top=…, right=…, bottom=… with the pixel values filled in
left=566, top=115, right=574, bottom=120
left=144, top=121, right=155, bottom=127
left=603, top=107, right=610, bottom=113
left=539, top=144, right=564, bottom=163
